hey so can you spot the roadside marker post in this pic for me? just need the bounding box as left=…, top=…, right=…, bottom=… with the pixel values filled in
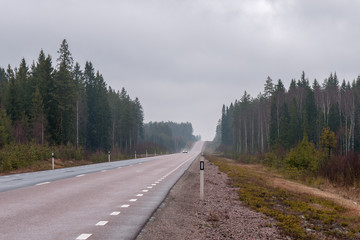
left=135, top=151, right=137, bottom=159
left=108, top=151, right=110, bottom=162
left=200, top=158, right=204, bottom=200
left=52, top=152, right=54, bottom=170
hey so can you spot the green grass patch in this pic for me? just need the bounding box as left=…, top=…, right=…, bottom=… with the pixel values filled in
left=206, top=155, right=360, bottom=239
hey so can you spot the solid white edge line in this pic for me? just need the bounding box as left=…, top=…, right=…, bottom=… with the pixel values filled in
left=76, top=233, right=92, bottom=240
left=36, top=182, right=50, bottom=186
left=76, top=174, right=85, bottom=177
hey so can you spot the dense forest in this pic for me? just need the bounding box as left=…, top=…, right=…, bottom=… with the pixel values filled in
left=0, top=39, right=143, bottom=153
left=218, top=72, right=360, bottom=186
left=143, top=121, right=199, bottom=153
left=0, top=40, right=199, bottom=172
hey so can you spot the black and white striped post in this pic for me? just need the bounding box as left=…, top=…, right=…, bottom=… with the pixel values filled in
left=52, top=152, right=54, bottom=170
left=200, top=158, right=204, bottom=200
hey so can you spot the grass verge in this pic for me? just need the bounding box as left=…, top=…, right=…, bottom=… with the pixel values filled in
left=206, top=155, right=360, bottom=240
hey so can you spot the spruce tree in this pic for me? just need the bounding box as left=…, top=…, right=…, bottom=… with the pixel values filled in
left=6, top=65, right=21, bottom=123
left=30, top=88, right=46, bottom=144
left=85, top=62, right=111, bottom=151
left=73, top=62, right=87, bottom=148
left=0, top=67, right=7, bottom=107
left=54, top=39, right=76, bottom=144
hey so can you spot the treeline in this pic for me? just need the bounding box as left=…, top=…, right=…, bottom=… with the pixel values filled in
left=0, top=39, right=143, bottom=153
left=218, top=72, right=360, bottom=185
left=143, top=121, right=199, bottom=152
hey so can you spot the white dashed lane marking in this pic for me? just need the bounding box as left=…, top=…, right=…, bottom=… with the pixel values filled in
left=73, top=155, right=194, bottom=240
left=96, top=221, right=108, bottom=226
left=76, top=233, right=92, bottom=240
left=36, top=182, right=50, bottom=186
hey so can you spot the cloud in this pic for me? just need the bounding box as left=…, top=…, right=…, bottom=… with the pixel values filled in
left=1, top=0, right=360, bottom=140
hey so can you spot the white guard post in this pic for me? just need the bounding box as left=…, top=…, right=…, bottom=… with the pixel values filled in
left=200, top=158, right=204, bottom=200
left=52, top=152, right=54, bottom=170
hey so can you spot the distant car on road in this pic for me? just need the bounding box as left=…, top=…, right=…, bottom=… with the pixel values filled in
left=182, top=150, right=188, bottom=153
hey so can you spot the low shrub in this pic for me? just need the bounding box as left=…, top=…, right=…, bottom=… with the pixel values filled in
left=207, top=155, right=360, bottom=239
left=0, top=143, right=50, bottom=172
left=89, top=151, right=108, bottom=163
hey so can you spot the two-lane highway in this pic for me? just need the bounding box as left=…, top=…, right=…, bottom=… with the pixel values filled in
left=0, top=141, right=204, bottom=240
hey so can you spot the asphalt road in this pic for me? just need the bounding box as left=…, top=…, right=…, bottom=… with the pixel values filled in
left=0, top=141, right=204, bottom=240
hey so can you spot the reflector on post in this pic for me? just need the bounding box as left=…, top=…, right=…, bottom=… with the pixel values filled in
left=200, top=160, right=204, bottom=170
left=200, top=159, right=204, bottom=200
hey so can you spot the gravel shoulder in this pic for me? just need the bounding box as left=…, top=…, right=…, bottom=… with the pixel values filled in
left=136, top=156, right=285, bottom=240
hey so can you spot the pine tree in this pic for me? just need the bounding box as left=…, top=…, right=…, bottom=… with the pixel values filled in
left=133, top=97, right=144, bottom=145
left=73, top=62, right=87, bottom=148
left=0, top=108, right=12, bottom=147
left=32, top=51, right=55, bottom=143
left=0, top=67, right=7, bottom=107
left=279, top=102, right=290, bottom=148
left=30, top=88, right=46, bottom=144
left=85, top=62, right=111, bottom=151
left=264, top=76, right=274, bottom=98
left=288, top=98, right=302, bottom=146
left=6, top=65, right=21, bottom=123
left=303, top=89, right=317, bottom=142
left=54, top=39, right=76, bottom=144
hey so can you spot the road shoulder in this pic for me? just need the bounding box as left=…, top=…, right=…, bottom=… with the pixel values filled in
left=136, top=157, right=284, bottom=240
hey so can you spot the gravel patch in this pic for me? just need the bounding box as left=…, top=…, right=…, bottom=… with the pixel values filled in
left=136, top=157, right=286, bottom=240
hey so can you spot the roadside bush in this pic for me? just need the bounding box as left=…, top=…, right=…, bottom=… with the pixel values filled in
left=89, top=151, right=107, bottom=163
left=54, top=143, right=84, bottom=160
left=263, top=146, right=286, bottom=169
left=263, top=151, right=282, bottom=168
left=0, top=143, right=50, bottom=172
left=323, top=152, right=360, bottom=186
left=285, top=135, right=319, bottom=173
left=0, top=143, right=86, bottom=173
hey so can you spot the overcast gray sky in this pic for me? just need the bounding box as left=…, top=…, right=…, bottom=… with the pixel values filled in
left=1, top=0, right=360, bottom=140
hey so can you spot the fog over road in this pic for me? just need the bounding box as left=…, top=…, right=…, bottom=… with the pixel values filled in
left=0, top=141, right=204, bottom=240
